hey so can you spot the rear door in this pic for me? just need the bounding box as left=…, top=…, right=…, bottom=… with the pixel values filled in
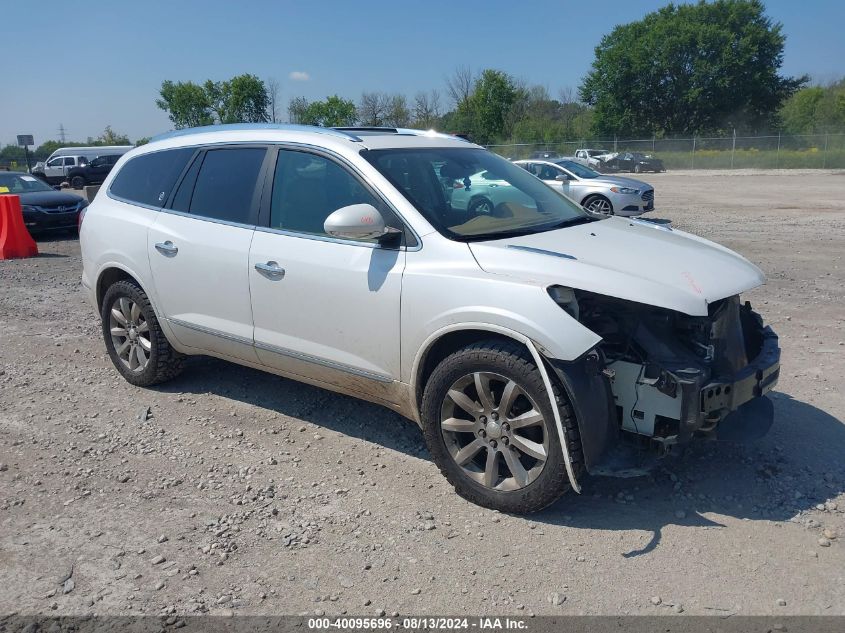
left=148, top=146, right=271, bottom=362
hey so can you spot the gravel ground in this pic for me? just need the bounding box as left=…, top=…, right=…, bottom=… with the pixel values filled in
left=1, top=170, right=844, bottom=617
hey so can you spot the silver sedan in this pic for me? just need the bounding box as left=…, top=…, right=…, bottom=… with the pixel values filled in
left=515, top=159, right=655, bottom=217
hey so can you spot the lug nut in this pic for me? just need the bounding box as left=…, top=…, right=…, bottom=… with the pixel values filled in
left=479, top=429, right=487, bottom=438
left=502, top=437, right=509, bottom=445
left=502, top=423, right=510, bottom=432
left=479, top=416, right=487, bottom=424
left=489, top=440, right=497, bottom=449
left=490, top=412, right=499, bottom=421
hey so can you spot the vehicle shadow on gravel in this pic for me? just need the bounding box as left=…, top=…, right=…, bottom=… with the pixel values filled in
left=155, top=356, right=429, bottom=458
left=535, top=392, right=845, bottom=557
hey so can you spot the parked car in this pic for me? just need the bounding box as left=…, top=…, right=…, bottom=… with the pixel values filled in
left=515, top=159, right=654, bottom=216
left=572, top=149, right=610, bottom=171
left=32, top=155, right=90, bottom=185
left=443, top=168, right=535, bottom=214
left=0, top=171, right=88, bottom=232
left=32, top=145, right=133, bottom=184
left=80, top=124, right=779, bottom=513
left=602, top=151, right=665, bottom=173
left=65, top=154, right=122, bottom=189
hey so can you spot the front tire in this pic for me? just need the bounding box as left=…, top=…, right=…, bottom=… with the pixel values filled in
left=583, top=195, right=613, bottom=216
left=421, top=340, right=583, bottom=513
left=101, top=280, right=185, bottom=387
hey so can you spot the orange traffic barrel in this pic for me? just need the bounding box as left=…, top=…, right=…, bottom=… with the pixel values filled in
left=0, top=194, right=39, bottom=259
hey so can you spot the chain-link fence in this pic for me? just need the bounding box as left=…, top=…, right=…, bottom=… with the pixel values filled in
left=486, top=132, right=845, bottom=170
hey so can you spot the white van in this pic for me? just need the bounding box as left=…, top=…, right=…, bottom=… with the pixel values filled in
left=33, top=146, right=133, bottom=184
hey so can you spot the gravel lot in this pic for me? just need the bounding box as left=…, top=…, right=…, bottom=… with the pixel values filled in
left=1, top=170, right=844, bottom=617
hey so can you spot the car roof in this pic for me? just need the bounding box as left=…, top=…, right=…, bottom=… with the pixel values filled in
left=147, top=123, right=476, bottom=153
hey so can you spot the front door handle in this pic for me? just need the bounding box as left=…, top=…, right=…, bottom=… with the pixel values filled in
left=255, top=261, right=285, bottom=279
left=154, top=241, right=178, bottom=256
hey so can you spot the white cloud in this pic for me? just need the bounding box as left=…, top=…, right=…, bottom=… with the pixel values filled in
left=289, top=71, right=310, bottom=82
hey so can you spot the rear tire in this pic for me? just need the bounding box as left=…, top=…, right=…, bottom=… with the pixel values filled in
left=468, top=196, right=494, bottom=215
left=421, top=340, right=583, bottom=513
left=101, top=280, right=185, bottom=387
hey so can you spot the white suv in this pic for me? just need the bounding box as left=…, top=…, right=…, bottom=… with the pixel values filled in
left=80, top=124, right=780, bottom=513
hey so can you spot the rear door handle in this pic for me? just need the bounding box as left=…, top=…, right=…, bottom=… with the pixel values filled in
left=154, top=241, right=178, bottom=256
left=254, top=261, right=285, bottom=279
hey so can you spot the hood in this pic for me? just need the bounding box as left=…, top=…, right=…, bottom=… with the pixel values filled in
left=468, top=217, right=765, bottom=316
left=16, top=191, right=85, bottom=207
left=588, top=175, right=651, bottom=189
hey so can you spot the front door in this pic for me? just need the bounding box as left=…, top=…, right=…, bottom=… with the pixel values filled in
left=249, top=148, right=405, bottom=398
left=148, top=146, right=269, bottom=363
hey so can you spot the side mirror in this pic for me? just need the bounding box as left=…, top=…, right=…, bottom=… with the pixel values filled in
left=555, top=174, right=570, bottom=182
left=323, top=203, right=401, bottom=242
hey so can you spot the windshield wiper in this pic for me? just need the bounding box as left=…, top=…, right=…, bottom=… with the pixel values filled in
left=453, top=216, right=596, bottom=242
left=548, top=215, right=600, bottom=229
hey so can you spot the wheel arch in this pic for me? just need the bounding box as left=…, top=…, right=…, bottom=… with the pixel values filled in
left=581, top=192, right=612, bottom=208
left=410, top=323, right=615, bottom=477
left=95, top=264, right=152, bottom=314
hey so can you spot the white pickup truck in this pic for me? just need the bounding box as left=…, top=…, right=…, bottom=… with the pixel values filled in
left=32, top=145, right=133, bottom=185
left=573, top=148, right=613, bottom=171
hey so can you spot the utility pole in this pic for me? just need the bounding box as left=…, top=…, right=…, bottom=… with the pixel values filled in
left=58, top=124, right=67, bottom=143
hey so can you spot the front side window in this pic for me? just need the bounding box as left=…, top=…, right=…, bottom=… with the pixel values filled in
left=270, top=150, right=385, bottom=241
left=47, top=158, right=63, bottom=168
left=187, top=148, right=266, bottom=224
left=109, top=148, right=194, bottom=207
left=556, top=160, right=599, bottom=179
left=364, top=147, right=590, bottom=241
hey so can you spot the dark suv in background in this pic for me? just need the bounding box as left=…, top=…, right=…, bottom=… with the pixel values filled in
left=66, top=154, right=122, bottom=189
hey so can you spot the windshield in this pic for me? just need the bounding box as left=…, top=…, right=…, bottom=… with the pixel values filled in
left=556, top=160, right=600, bottom=179
left=0, top=173, right=54, bottom=194
left=363, top=147, right=590, bottom=241
left=587, top=150, right=605, bottom=157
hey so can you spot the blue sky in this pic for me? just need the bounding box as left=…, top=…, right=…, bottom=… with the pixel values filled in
left=3, top=0, right=843, bottom=146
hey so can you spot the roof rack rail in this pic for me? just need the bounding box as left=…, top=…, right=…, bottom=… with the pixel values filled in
left=333, top=127, right=399, bottom=134
left=150, top=123, right=362, bottom=143
left=332, top=127, right=471, bottom=142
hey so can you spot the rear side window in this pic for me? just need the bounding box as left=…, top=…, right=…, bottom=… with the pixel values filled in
left=109, top=148, right=194, bottom=207
left=187, top=148, right=266, bottom=224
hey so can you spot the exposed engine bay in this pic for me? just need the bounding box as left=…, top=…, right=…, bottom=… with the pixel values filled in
left=550, top=287, right=781, bottom=454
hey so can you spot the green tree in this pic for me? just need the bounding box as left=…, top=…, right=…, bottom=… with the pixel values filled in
left=156, top=80, right=214, bottom=129
left=288, top=96, right=310, bottom=124
left=93, top=125, right=130, bottom=145
left=466, top=69, right=523, bottom=144
left=384, top=94, right=411, bottom=127
left=296, top=95, right=357, bottom=127
left=205, top=74, right=269, bottom=124
left=779, top=79, right=845, bottom=134
left=579, top=0, right=806, bottom=136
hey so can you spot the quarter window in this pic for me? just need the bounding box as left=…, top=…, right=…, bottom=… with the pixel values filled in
left=187, top=148, right=266, bottom=224
left=270, top=150, right=385, bottom=240
left=109, top=148, right=194, bottom=207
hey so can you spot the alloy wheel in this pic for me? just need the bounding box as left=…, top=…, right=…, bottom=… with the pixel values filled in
left=440, top=371, right=550, bottom=491
left=586, top=198, right=613, bottom=215
left=108, top=296, right=151, bottom=372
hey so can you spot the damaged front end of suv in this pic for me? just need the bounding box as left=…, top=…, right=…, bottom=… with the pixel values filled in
left=549, top=285, right=781, bottom=473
